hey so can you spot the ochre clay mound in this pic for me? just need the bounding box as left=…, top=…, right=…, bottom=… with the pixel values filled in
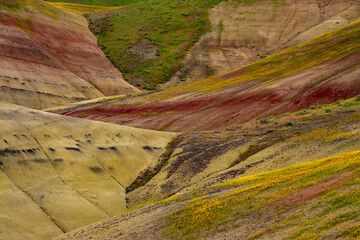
left=54, top=149, right=360, bottom=240
left=49, top=97, right=360, bottom=240
left=53, top=21, right=360, bottom=132
left=0, top=1, right=140, bottom=109
left=0, top=101, right=176, bottom=239
left=164, top=0, right=360, bottom=87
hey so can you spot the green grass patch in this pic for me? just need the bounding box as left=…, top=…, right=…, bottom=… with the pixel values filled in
left=45, top=1, right=122, bottom=14
left=82, top=0, right=288, bottom=89
left=88, top=0, right=227, bottom=89
left=45, top=0, right=146, bottom=6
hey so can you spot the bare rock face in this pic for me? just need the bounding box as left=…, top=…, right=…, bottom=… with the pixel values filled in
left=0, top=1, right=140, bottom=109
left=163, top=0, right=360, bottom=88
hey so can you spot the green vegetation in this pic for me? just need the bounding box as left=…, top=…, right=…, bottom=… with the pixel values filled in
left=133, top=19, right=360, bottom=100
left=226, top=126, right=234, bottom=131
left=46, top=1, right=122, bottom=14
left=80, top=0, right=287, bottom=89
left=45, top=0, right=146, bottom=6
left=88, top=0, right=227, bottom=89
left=260, top=117, right=270, bottom=123
left=163, top=150, right=360, bottom=239
left=296, top=109, right=309, bottom=115
left=0, top=0, right=25, bottom=10
left=265, top=98, right=360, bottom=128
left=1, top=0, right=63, bottom=19
left=217, top=20, right=224, bottom=44
left=325, top=108, right=332, bottom=113
left=285, top=121, right=294, bottom=126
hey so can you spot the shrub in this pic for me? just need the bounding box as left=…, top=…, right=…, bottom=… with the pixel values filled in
left=344, top=101, right=353, bottom=107
left=260, top=117, right=270, bottom=123
left=226, top=126, right=233, bottom=131
left=286, top=121, right=294, bottom=126
left=325, top=108, right=332, bottom=113
left=296, top=109, right=309, bottom=115
left=355, top=96, right=360, bottom=102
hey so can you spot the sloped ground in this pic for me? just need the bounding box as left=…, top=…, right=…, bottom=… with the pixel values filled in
left=54, top=149, right=360, bottom=240
left=78, top=0, right=359, bottom=89
left=126, top=98, right=360, bottom=208
left=0, top=170, right=63, bottom=240
left=53, top=98, right=360, bottom=240
left=0, top=101, right=176, bottom=239
left=45, top=0, right=145, bottom=6
left=53, top=20, right=360, bottom=131
left=1, top=1, right=359, bottom=239
left=165, top=0, right=360, bottom=87
left=85, top=0, right=224, bottom=89
left=0, top=0, right=139, bottom=109
left=45, top=1, right=121, bottom=14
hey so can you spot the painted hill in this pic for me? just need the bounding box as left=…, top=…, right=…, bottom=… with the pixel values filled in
left=0, top=0, right=139, bottom=109
left=0, top=101, right=176, bottom=239
left=55, top=151, right=360, bottom=240
left=52, top=20, right=360, bottom=131
left=79, top=0, right=359, bottom=89
left=1, top=1, right=359, bottom=240
left=124, top=97, right=360, bottom=209
left=3, top=97, right=359, bottom=240
left=53, top=98, right=360, bottom=239
left=166, top=0, right=360, bottom=87
left=164, top=150, right=360, bottom=240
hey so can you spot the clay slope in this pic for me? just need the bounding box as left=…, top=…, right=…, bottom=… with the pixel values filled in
left=55, top=150, right=360, bottom=239
left=53, top=21, right=360, bottom=132
left=54, top=101, right=360, bottom=239
left=123, top=99, right=360, bottom=209
left=0, top=0, right=139, bottom=110
left=0, top=101, right=176, bottom=239
left=165, top=0, right=360, bottom=87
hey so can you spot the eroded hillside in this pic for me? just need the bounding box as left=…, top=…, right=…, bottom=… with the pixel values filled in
left=0, top=101, right=176, bottom=239
left=0, top=0, right=139, bottom=109
left=52, top=20, right=360, bottom=131
left=126, top=98, right=360, bottom=209
left=166, top=0, right=360, bottom=87
left=1, top=1, right=359, bottom=240
left=55, top=142, right=360, bottom=239
left=82, top=0, right=360, bottom=89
